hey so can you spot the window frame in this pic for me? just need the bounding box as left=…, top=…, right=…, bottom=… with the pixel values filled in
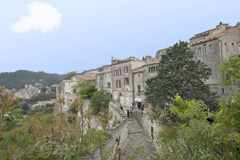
left=209, top=44, right=213, bottom=52
left=118, top=69, right=121, bottom=76
left=204, top=44, right=207, bottom=53
left=124, top=66, right=128, bottom=73
left=198, top=47, right=202, bottom=54
left=124, top=78, right=129, bottom=85
left=114, top=70, right=117, bottom=76
left=116, top=80, right=121, bottom=88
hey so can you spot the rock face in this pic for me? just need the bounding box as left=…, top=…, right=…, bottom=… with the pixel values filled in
left=15, top=85, right=41, bottom=99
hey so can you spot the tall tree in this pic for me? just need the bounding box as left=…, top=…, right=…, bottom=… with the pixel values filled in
left=146, top=41, right=218, bottom=111
left=90, top=90, right=111, bottom=115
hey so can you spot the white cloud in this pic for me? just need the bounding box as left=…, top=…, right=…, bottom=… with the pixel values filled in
left=11, top=1, right=62, bottom=34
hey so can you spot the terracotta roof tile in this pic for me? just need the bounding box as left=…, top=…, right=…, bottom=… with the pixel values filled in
left=73, top=75, right=96, bottom=81
left=97, top=69, right=111, bottom=74
left=190, top=28, right=217, bottom=40
left=144, top=60, right=159, bottom=66
left=192, top=25, right=240, bottom=46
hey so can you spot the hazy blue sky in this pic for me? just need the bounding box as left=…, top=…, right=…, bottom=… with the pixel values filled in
left=0, top=0, right=239, bottom=74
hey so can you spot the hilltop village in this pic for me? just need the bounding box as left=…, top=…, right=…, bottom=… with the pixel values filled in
left=52, top=22, right=240, bottom=158
left=56, top=22, right=240, bottom=112
left=1, top=22, right=240, bottom=159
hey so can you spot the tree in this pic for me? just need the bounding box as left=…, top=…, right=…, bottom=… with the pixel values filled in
left=62, top=71, right=77, bottom=81
left=156, top=55, right=240, bottom=159
left=146, top=41, right=218, bottom=112
left=90, top=90, right=111, bottom=115
left=73, top=80, right=97, bottom=99
left=0, top=86, right=20, bottom=128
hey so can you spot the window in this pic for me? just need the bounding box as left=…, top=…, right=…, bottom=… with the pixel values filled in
left=114, top=70, right=117, bottom=76
left=148, top=66, right=157, bottom=73
left=138, top=74, right=140, bottom=77
left=137, top=85, right=141, bottom=93
left=209, top=44, right=213, bottom=52
left=124, top=78, right=129, bottom=85
left=118, top=69, right=121, bottom=76
left=153, top=67, right=155, bottom=72
left=232, top=43, right=235, bottom=52
left=198, top=47, right=202, bottom=54
left=204, top=44, right=207, bottom=53
left=116, top=80, right=121, bottom=88
left=124, top=66, right=128, bottom=73
left=225, top=43, right=228, bottom=52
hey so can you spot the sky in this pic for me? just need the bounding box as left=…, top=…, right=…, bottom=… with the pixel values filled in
left=0, top=0, right=239, bottom=74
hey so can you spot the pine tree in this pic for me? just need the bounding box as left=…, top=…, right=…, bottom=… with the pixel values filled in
left=146, top=41, right=218, bottom=111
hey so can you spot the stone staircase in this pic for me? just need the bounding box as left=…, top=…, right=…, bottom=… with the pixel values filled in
left=117, top=111, right=157, bottom=159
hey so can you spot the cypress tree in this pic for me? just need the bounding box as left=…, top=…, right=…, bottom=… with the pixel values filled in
left=146, top=41, right=218, bottom=111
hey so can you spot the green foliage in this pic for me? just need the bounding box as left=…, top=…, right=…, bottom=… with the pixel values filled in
left=28, top=103, right=55, bottom=115
left=73, top=80, right=97, bottom=99
left=158, top=95, right=240, bottom=159
left=112, top=115, right=120, bottom=127
left=62, top=71, right=77, bottom=81
left=90, top=90, right=111, bottom=115
left=0, top=103, right=111, bottom=160
left=146, top=41, right=218, bottom=112
left=26, top=92, right=56, bottom=104
left=157, top=55, right=240, bottom=159
left=0, top=70, right=65, bottom=89
left=219, top=55, right=240, bottom=88
left=170, top=94, right=213, bottom=123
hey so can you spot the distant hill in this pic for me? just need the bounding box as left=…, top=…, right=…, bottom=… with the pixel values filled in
left=0, top=70, right=66, bottom=89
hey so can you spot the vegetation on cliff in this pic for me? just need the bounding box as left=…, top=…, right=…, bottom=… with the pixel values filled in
left=156, top=55, right=240, bottom=159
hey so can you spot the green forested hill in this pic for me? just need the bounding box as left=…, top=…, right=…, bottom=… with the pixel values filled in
left=0, top=70, right=66, bottom=89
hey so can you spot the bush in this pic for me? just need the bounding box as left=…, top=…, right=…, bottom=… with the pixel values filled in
left=90, top=90, right=111, bottom=115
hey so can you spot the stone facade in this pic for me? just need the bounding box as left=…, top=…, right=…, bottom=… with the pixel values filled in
left=56, top=75, right=96, bottom=113
left=111, top=56, right=145, bottom=108
left=96, top=69, right=112, bottom=94
left=59, top=21, right=240, bottom=111
left=190, top=22, right=240, bottom=98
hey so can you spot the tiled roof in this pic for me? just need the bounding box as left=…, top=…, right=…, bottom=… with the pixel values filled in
left=192, top=25, right=240, bottom=46
left=144, top=60, right=159, bottom=66
left=190, top=28, right=217, bottom=40
left=73, top=75, right=96, bottom=81
left=97, top=69, right=111, bottom=74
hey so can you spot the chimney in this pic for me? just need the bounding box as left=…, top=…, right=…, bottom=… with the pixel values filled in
left=145, top=56, right=152, bottom=63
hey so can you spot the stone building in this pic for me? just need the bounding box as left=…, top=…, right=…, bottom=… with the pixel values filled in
left=111, top=56, right=145, bottom=108
left=55, top=75, right=96, bottom=113
left=96, top=68, right=112, bottom=94
left=155, top=47, right=169, bottom=61
left=190, top=22, right=240, bottom=97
